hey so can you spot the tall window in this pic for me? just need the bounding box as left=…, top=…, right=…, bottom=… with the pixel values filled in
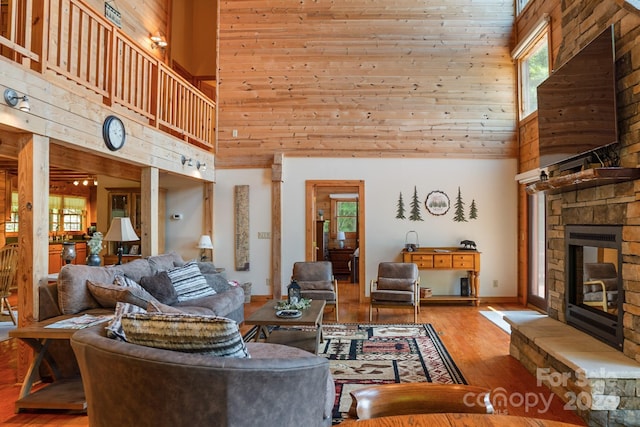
left=520, top=36, right=549, bottom=118
left=517, top=0, right=532, bottom=15
left=513, top=17, right=550, bottom=120
left=528, top=192, right=547, bottom=310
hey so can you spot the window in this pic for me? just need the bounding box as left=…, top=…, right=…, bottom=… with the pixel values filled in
left=517, top=0, right=531, bottom=15
left=332, top=199, right=357, bottom=238
left=5, top=192, right=18, bottom=232
left=5, top=193, right=87, bottom=233
left=513, top=17, right=550, bottom=120
left=62, top=196, right=86, bottom=231
left=519, top=36, right=549, bottom=118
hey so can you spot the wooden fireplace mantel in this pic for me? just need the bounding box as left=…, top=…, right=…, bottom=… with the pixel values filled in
left=525, top=167, right=640, bottom=194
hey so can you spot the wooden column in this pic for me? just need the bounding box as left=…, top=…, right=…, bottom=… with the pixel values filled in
left=16, top=133, right=49, bottom=379
left=140, top=167, right=159, bottom=256
left=271, top=153, right=283, bottom=300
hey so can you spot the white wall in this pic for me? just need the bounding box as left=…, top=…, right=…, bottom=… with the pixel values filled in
left=162, top=175, right=207, bottom=260
left=214, top=169, right=273, bottom=291
left=215, top=158, right=518, bottom=299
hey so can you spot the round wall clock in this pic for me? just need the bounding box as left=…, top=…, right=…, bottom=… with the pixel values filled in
left=102, top=115, right=126, bottom=151
left=425, top=190, right=450, bottom=216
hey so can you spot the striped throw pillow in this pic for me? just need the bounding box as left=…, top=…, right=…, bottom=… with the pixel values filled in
left=166, top=261, right=216, bottom=302
left=106, top=302, right=147, bottom=341
left=121, top=313, right=250, bottom=358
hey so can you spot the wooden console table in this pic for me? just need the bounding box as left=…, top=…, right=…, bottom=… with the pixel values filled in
left=402, top=247, right=481, bottom=306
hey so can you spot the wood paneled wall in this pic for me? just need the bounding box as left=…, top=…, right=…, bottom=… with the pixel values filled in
left=217, top=0, right=517, bottom=168
left=83, top=0, right=170, bottom=60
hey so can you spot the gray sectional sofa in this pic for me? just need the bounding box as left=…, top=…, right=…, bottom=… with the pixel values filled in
left=38, top=252, right=335, bottom=426
left=39, top=251, right=245, bottom=324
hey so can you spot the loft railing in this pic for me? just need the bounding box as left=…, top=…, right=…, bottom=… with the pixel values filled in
left=0, top=0, right=215, bottom=149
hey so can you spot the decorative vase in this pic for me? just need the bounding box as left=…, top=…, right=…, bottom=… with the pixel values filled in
left=62, top=242, right=76, bottom=264
left=86, top=253, right=101, bottom=266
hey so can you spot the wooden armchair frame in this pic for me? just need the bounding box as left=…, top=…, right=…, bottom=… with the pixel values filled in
left=348, top=383, right=494, bottom=420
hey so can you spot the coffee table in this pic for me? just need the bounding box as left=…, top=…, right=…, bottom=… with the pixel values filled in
left=245, top=299, right=325, bottom=354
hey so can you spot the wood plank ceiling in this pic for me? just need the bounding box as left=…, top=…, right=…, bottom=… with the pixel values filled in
left=217, top=0, right=518, bottom=168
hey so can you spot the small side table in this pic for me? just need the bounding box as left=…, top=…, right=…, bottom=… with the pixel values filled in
left=9, top=315, right=109, bottom=413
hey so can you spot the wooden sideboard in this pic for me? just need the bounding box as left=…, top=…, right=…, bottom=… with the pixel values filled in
left=401, top=247, right=480, bottom=305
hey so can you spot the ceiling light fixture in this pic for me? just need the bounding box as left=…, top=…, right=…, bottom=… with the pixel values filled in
left=4, top=88, right=30, bottom=112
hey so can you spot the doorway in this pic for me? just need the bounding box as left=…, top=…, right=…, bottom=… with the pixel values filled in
left=305, top=180, right=365, bottom=303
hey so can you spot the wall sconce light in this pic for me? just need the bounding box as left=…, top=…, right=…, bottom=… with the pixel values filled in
left=73, top=180, right=79, bottom=186
left=4, top=88, right=30, bottom=112
left=181, top=155, right=193, bottom=166
left=150, top=31, right=168, bottom=49
left=197, top=161, right=207, bottom=171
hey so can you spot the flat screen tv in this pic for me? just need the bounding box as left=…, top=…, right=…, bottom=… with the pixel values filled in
left=537, top=25, right=618, bottom=169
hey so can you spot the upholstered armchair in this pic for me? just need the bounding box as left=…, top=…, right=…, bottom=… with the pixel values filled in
left=369, top=262, right=420, bottom=323
left=583, top=262, right=619, bottom=312
left=292, top=261, right=339, bottom=322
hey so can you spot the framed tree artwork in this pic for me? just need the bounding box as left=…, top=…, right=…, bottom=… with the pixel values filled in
left=425, top=190, right=450, bottom=216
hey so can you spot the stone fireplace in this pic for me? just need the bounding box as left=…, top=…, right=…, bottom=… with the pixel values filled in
left=508, top=179, right=640, bottom=426
left=546, top=180, right=638, bottom=359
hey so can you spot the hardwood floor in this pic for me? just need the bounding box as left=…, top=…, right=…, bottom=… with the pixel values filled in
left=0, top=282, right=586, bottom=426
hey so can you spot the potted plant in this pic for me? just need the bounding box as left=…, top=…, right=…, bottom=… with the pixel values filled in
left=86, top=232, right=103, bottom=266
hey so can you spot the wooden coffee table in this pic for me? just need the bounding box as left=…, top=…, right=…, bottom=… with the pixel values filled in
left=245, top=299, right=325, bottom=354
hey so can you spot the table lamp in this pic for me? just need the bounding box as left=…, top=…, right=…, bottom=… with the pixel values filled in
left=104, top=217, right=139, bottom=265
left=197, top=235, right=214, bottom=261
left=337, top=231, right=346, bottom=249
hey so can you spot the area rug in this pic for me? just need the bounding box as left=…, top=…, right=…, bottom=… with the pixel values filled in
left=244, top=323, right=467, bottom=424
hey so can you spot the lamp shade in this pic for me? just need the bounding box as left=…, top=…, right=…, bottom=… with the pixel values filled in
left=337, top=231, right=346, bottom=241
left=197, top=235, right=213, bottom=249
left=104, top=217, right=139, bottom=242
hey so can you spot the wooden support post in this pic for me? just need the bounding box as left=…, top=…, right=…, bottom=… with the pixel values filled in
left=271, top=153, right=283, bottom=300
left=16, top=133, right=49, bottom=380
left=140, top=167, right=159, bottom=257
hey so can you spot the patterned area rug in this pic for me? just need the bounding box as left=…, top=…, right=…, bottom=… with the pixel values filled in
left=244, top=323, right=466, bottom=424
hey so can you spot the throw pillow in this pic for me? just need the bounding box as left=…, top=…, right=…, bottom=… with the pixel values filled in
left=166, top=261, right=216, bottom=302
left=57, top=264, right=121, bottom=314
left=106, top=302, right=147, bottom=340
left=146, top=300, right=184, bottom=314
left=139, top=271, right=179, bottom=305
left=148, top=251, right=185, bottom=274
left=121, top=313, right=250, bottom=358
left=86, top=280, right=157, bottom=309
